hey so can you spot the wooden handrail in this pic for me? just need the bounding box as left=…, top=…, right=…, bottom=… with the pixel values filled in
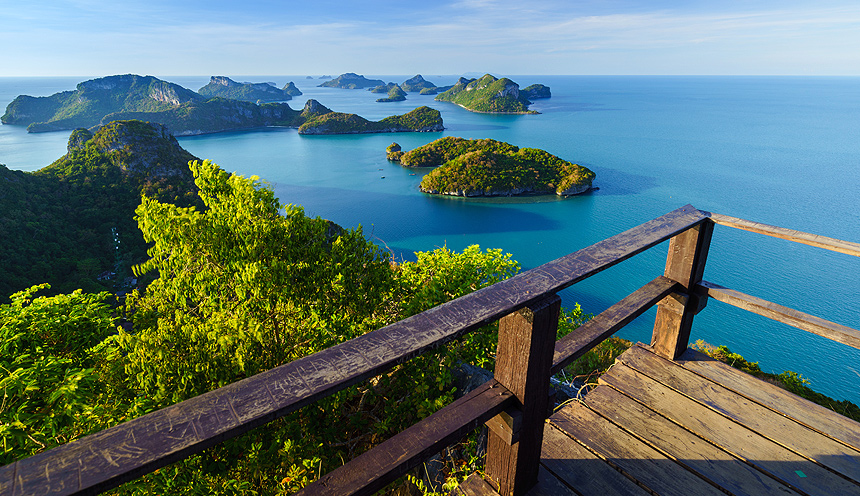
left=696, top=280, right=860, bottom=350
left=0, top=205, right=709, bottom=496
left=706, top=212, right=860, bottom=257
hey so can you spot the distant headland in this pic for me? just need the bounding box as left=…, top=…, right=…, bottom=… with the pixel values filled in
left=434, top=74, right=550, bottom=113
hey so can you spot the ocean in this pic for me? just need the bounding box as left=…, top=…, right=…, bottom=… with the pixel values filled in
left=1, top=75, right=858, bottom=403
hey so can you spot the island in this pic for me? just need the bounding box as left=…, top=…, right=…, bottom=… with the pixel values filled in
left=369, top=83, right=397, bottom=93
left=198, top=76, right=293, bottom=102
left=521, top=84, right=551, bottom=99
left=318, top=73, right=385, bottom=89
left=419, top=87, right=438, bottom=95
left=2, top=75, right=443, bottom=136
left=434, top=74, right=549, bottom=113
left=298, top=106, right=443, bottom=135
left=282, top=82, right=303, bottom=96
left=376, top=85, right=407, bottom=102
left=387, top=136, right=595, bottom=197
left=400, top=75, right=437, bottom=93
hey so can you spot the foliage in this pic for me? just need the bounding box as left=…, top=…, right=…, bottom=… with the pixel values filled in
left=0, top=121, right=200, bottom=301
left=692, top=341, right=860, bottom=422
left=521, top=84, right=551, bottom=99
left=401, top=75, right=437, bottom=93
left=0, top=284, right=117, bottom=463
left=318, top=73, right=386, bottom=89
left=369, top=83, right=397, bottom=94
left=376, top=85, right=407, bottom=102
left=434, top=74, right=536, bottom=113
left=393, top=137, right=595, bottom=196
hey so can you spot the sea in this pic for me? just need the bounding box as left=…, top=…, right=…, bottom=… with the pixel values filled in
left=1, top=75, right=858, bottom=404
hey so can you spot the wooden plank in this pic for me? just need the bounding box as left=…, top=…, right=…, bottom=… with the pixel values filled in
left=603, top=355, right=860, bottom=495
left=485, top=295, right=560, bottom=496
left=618, top=345, right=860, bottom=480
left=651, top=220, right=714, bottom=359
left=298, top=380, right=514, bottom=496
left=523, top=466, right=579, bottom=496
left=584, top=383, right=801, bottom=496
left=707, top=212, right=860, bottom=257
left=696, top=280, right=860, bottom=350
left=0, top=205, right=709, bottom=496
left=551, top=275, right=680, bottom=374
left=538, top=422, right=651, bottom=496
left=455, top=473, right=500, bottom=496
left=549, top=401, right=725, bottom=496
left=678, top=347, right=860, bottom=452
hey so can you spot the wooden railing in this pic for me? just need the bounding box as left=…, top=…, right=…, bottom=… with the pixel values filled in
left=2, top=205, right=858, bottom=496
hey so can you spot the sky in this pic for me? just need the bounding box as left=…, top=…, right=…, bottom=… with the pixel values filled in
left=2, top=0, right=859, bottom=76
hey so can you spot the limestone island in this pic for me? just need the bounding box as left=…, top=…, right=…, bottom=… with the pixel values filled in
left=387, top=137, right=595, bottom=197
left=2, top=74, right=441, bottom=137
left=400, top=75, right=437, bottom=93
left=318, top=73, right=385, bottom=89
left=299, top=105, right=442, bottom=135
left=282, top=82, right=303, bottom=96
left=369, top=83, right=397, bottom=94
left=376, top=85, right=407, bottom=102
left=434, top=74, right=550, bottom=113
left=198, top=76, right=293, bottom=102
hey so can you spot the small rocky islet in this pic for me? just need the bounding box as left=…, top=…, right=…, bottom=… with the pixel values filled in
left=387, top=137, right=594, bottom=197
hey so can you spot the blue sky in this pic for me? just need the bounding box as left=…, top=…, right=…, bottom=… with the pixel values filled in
left=2, top=0, right=859, bottom=76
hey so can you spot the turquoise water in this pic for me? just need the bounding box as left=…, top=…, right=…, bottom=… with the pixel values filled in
left=1, top=75, right=858, bottom=403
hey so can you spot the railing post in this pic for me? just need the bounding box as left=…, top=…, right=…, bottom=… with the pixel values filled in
left=484, top=294, right=560, bottom=496
left=651, top=219, right=714, bottom=359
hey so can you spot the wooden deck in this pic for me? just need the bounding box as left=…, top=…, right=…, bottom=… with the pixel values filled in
left=459, top=344, right=860, bottom=496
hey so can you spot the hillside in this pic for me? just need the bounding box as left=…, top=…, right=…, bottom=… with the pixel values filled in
left=0, top=120, right=200, bottom=299
left=198, top=76, right=293, bottom=102
left=388, top=136, right=595, bottom=197
left=1, top=74, right=203, bottom=132
left=434, top=74, right=540, bottom=113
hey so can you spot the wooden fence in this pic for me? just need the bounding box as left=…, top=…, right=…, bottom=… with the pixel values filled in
left=2, top=205, right=858, bottom=496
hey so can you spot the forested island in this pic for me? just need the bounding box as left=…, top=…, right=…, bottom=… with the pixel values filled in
left=318, top=72, right=385, bottom=89
left=434, top=74, right=549, bottom=113
left=1, top=74, right=439, bottom=136
left=388, top=136, right=594, bottom=196
left=299, top=105, right=442, bottom=134
left=375, top=85, right=407, bottom=102
left=197, top=76, right=297, bottom=102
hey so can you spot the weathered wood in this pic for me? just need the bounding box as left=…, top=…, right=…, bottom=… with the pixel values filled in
left=523, top=466, right=579, bottom=496
left=298, top=379, right=513, bottom=496
left=585, top=384, right=801, bottom=496
left=485, top=408, right=522, bottom=446
left=651, top=220, right=714, bottom=359
left=539, top=422, right=651, bottom=496
left=696, top=280, right=860, bottom=350
left=0, top=205, right=709, bottom=496
left=678, top=347, right=860, bottom=452
left=549, top=401, right=725, bottom=496
left=604, top=350, right=860, bottom=495
left=707, top=212, right=860, bottom=257
left=485, top=295, right=560, bottom=496
left=454, top=473, right=500, bottom=496
left=551, top=275, right=679, bottom=374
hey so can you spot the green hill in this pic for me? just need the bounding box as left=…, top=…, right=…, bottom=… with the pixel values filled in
left=0, top=120, right=200, bottom=300
left=298, top=106, right=443, bottom=134
left=388, top=136, right=595, bottom=197
left=318, top=73, right=385, bottom=89
left=434, top=74, right=537, bottom=113
left=198, top=76, right=292, bottom=102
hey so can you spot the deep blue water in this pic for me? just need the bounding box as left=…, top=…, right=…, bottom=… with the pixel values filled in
left=1, top=75, right=858, bottom=403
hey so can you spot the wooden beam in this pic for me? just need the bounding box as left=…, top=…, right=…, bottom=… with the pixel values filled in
left=296, top=379, right=514, bottom=496
left=707, top=212, right=860, bottom=257
left=551, top=276, right=680, bottom=375
left=651, top=220, right=714, bottom=359
left=485, top=294, right=560, bottom=496
left=696, top=280, right=860, bottom=350
left=0, top=205, right=708, bottom=496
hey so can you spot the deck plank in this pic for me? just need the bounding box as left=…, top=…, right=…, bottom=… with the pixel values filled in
left=525, top=466, right=579, bottom=496
left=549, top=401, right=725, bottom=496
left=584, top=381, right=801, bottom=495
left=618, top=345, right=860, bottom=480
left=678, top=347, right=860, bottom=452
left=538, top=421, right=650, bottom=496
left=454, top=473, right=499, bottom=496
left=601, top=360, right=860, bottom=495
